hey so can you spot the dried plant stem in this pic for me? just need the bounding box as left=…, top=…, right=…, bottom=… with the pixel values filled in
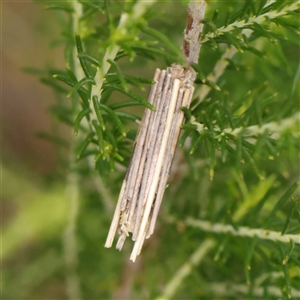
left=149, top=85, right=194, bottom=235
left=131, top=77, right=182, bottom=260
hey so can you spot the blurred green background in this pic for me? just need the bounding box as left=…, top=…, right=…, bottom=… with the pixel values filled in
left=3, top=2, right=68, bottom=298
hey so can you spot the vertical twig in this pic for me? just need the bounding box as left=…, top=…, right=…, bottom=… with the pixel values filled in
left=63, top=168, right=81, bottom=300
left=182, top=1, right=206, bottom=65
left=63, top=2, right=84, bottom=299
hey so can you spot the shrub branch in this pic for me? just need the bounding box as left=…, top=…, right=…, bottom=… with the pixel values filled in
left=183, top=217, right=300, bottom=245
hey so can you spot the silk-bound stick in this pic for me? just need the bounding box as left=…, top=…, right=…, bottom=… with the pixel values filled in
left=132, top=74, right=172, bottom=240
left=105, top=1, right=206, bottom=261
left=130, top=77, right=181, bottom=260
left=104, top=69, right=161, bottom=249
left=148, top=84, right=195, bottom=237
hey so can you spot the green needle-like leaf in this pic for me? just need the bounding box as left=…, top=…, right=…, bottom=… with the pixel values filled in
left=104, top=84, right=155, bottom=111
left=92, top=96, right=105, bottom=131
left=76, top=132, right=94, bottom=159
left=264, top=182, right=299, bottom=227
left=74, top=108, right=91, bottom=136
left=77, top=53, right=100, bottom=67
left=99, top=104, right=126, bottom=137
left=92, top=120, right=104, bottom=153
left=75, top=34, right=92, bottom=78
left=140, top=25, right=182, bottom=58
left=67, top=77, right=95, bottom=98
left=108, top=100, right=143, bottom=110
left=107, top=59, right=128, bottom=91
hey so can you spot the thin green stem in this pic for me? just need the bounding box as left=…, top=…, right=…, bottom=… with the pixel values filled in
left=193, top=2, right=299, bottom=107
left=90, top=0, right=157, bottom=123
left=155, top=239, right=216, bottom=300
left=63, top=168, right=81, bottom=300
left=220, top=112, right=299, bottom=138
left=193, top=27, right=253, bottom=107
left=184, top=217, right=300, bottom=245
left=63, top=1, right=84, bottom=299
left=192, top=45, right=238, bottom=107
left=205, top=282, right=300, bottom=298
left=190, top=112, right=299, bottom=139
left=72, top=2, right=85, bottom=82
left=201, top=2, right=300, bottom=44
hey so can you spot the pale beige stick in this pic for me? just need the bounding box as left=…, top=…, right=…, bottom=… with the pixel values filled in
left=125, top=69, right=164, bottom=201
left=147, top=65, right=196, bottom=237
left=136, top=223, right=148, bottom=257
left=116, top=70, right=167, bottom=249
left=139, top=74, right=172, bottom=207
left=121, top=68, right=162, bottom=211
left=138, top=68, right=196, bottom=246
left=131, top=75, right=171, bottom=214
left=117, top=70, right=164, bottom=249
left=136, top=74, right=171, bottom=208
left=128, top=71, right=168, bottom=238
left=148, top=88, right=187, bottom=237
left=131, top=78, right=181, bottom=259
left=116, top=231, right=127, bottom=250
left=132, top=74, right=172, bottom=240
left=127, top=70, right=166, bottom=205
left=148, top=82, right=194, bottom=238
left=130, top=79, right=181, bottom=262
left=116, top=69, right=161, bottom=250
left=145, top=87, right=185, bottom=238
left=133, top=80, right=175, bottom=244
left=104, top=182, right=126, bottom=248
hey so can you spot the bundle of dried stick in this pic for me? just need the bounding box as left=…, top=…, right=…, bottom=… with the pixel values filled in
left=105, top=1, right=206, bottom=262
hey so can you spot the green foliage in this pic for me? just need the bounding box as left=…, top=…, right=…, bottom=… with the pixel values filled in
left=4, top=1, right=299, bottom=299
